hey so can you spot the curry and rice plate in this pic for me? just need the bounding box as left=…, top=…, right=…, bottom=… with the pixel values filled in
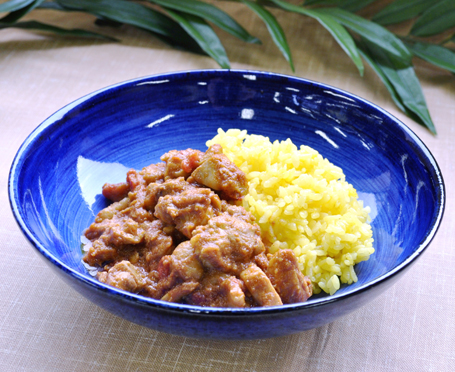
left=207, top=129, right=374, bottom=295
left=82, top=128, right=373, bottom=306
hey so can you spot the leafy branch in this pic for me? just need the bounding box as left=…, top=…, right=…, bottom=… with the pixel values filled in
left=2, top=0, right=455, bottom=134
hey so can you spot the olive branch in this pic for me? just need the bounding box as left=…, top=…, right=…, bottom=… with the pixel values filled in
left=2, top=0, right=455, bottom=134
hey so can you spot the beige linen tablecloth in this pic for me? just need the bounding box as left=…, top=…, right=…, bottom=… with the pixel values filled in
left=1, top=2, right=454, bottom=371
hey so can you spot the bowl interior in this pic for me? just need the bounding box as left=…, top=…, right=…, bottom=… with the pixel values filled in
left=10, top=70, right=444, bottom=305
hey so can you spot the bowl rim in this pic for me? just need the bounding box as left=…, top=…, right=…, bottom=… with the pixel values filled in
left=8, top=68, right=446, bottom=316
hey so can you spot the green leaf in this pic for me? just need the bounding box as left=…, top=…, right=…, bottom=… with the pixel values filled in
left=404, top=40, right=455, bottom=73
left=381, top=67, right=435, bottom=134
left=372, top=0, right=441, bottom=26
left=37, top=2, right=65, bottom=11
left=57, top=0, right=175, bottom=37
left=356, top=42, right=407, bottom=112
left=55, top=0, right=201, bottom=53
left=0, top=0, right=35, bottom=13
left=241, top=0, right=294, bottom=71
left=303, top=0, right=376, bottom=11
left=148, top=0, right=260, bottom=44
left=339, top=0, right=377, bottom=13
left=359, top=43, right=433, bottom=130
left=164, top=9, right=230, bottom=69
left=359, top=39, right=436, bottom=133
left=411, top=0, right=455, bottom=37
left=316, top=7, right=412, bottom=67
left=270, top=0, right=363, bottom=75
left=303, top=0, right=345, bottom=6
left=0, top=20, right=116, bottom=39
left=0, top=0, right=45, bottom=23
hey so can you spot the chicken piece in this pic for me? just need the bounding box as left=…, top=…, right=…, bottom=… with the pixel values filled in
left=203, top=144, right=224, bottom=158
left=190, top=153, right=247, bottom=200
left=99, top=174, right=153, bottom=225
left=103, top=216, right=144, bottom=246
left=254, top=251, right=269, bottom=273
left=100, top=169, right=145, bottom=202
left=102, top=182, right=130, bottom=202
left=156, top=241, right=204, bottom=298
left=221, top=201, right=257, bottom=225
left=223, top=276, right=247, bottom=308
left=98, top=260, right=145, bottom=292
left=160, top=281, right=199, bottom=302
left=143, top=177, right=195, bottom=211
left=142, top=220, right=175, bottom=270
left=83, top=239, right=117, bottom=266
left=191, top=214, right=265, bottom=275
left=170, top=241, right=204, bottom=281
left=120, top=205, right=154, bottom=224
left=100, top=168, right=144, bottom=204
left=100, top=162, right=166, bottom=203
left=267, top=249, right=313, bottom=304
left=119, top=183, right=155, bottom=223
left=240, top=264, right=282, bottom=307
left=139, top=162, right=166, bottom=184
left=126, top=169, right=146, bottom=191
left=161, top=148, right=204, bottom=180
left=85, top=215, right=144, bottom=246
left=154, top=188, right=222, bottom=238
left=95, top=197, right=130, bottom=223
left=84, top=216, right=145, bottom=268
left=185, top=273, right=246, bottom=308
left=197, top=145, right=225, bottom=165
left=85, top=218, right=114, bottom=240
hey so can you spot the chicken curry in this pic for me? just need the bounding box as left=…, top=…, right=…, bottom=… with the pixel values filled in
left=83, top=144, right=313, bottom=307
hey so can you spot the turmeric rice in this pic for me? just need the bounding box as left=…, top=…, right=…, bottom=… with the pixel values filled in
left=207, top=128, right=374, bottom=295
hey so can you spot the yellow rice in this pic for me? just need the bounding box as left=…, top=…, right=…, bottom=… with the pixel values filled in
left=207, top=128, right=374, bottom=295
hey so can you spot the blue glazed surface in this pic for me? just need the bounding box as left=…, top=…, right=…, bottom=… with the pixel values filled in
left=9, top=70, right=445, bottom=339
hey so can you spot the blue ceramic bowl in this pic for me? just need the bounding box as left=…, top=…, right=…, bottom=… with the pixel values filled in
left=9, top=70, right=444, bottom=340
